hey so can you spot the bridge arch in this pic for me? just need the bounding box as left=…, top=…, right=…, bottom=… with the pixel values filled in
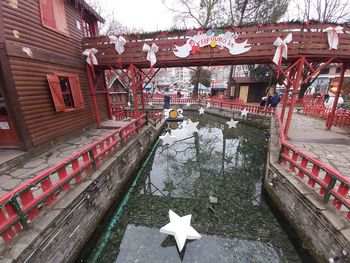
left=82, top=22, right=350, bottom=133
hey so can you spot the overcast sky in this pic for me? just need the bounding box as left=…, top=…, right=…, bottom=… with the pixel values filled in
left=95, top=0, right=175, bottom=31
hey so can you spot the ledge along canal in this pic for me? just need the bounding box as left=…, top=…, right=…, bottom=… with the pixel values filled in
left=78, top=112, right=315, bottom=263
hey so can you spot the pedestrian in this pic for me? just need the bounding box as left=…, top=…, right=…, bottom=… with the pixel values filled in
left=163, top=88, right=171, bottom=109
left=268, top=92, right=281, bottom=108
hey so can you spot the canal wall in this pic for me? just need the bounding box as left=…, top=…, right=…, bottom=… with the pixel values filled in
left=265, top=118, right=350, bottom=263
left=0, top=123, right=164, bottom=263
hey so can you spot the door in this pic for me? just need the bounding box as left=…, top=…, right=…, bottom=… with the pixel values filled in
left=239, top=85, right=249, bottom=103
left=0, top=90, right=19, bottom=147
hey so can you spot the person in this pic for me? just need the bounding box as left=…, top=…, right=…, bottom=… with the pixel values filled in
left=163, top=88, right=171, bottom=109
left=177, top=90, right=182, bottom=98
left=268, top=92, right=281, bottom=108
left=324, top=86, right=344, bottom=109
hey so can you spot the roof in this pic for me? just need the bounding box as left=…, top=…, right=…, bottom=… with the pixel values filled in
left=232, top=77, right=269, bottom=84
left=73, top=0, right=105, bottom=23
left=108, top=75, right=129, bottom=91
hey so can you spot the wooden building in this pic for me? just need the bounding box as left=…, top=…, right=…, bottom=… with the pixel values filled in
left=230, top=77, right=270, bottom=103
left=0, top=0, right=107, bottom=150
left=108, top=75, right=129, bottom=107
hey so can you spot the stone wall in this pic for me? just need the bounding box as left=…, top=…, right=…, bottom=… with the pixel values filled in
left=1, top=123, right=163, bottom=263
left=265, top=119, right=350, bottom=263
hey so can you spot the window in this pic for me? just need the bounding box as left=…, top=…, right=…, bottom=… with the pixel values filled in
left=39, top=0, right=69, bottom=36
left=82, top=17, right=97, bottom=37
left=94, top=69, right=106, bottom=91
left=47, top=73, right=84, bottom=112
left=320, top=68, right=329, bottom=74
left=336, top=67, right=342, bottom=73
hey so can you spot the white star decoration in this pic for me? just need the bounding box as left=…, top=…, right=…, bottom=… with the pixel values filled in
left=226, top=118, right=239, bottom=129
left=186, top=119, right=199, bottom=134
left=160, top=132, right=175, bottom=146
left=198, top=107, right=205, bottom=115
left=160, top=210, right=201, bottom=252
left=186, top=102, right=191, bottom=107
left=148, top=102, right=153, bottom=107
left=241, top=108, right=248, bottom=117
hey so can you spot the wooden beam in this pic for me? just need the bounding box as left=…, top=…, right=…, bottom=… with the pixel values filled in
left=5, top=40, right=83, bottom=69
left=0, top=47, right=32, bottom=150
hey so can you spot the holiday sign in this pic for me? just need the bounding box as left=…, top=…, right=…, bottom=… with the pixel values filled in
left=173, top=30, right=251, bottom=58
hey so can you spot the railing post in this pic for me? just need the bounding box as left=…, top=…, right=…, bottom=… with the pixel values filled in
left=323, top=177, right=336, bottom=204
left=88, top=148, right=97, bottom=170
left=145, top=112, right=149, bottom=126
left=11, top=199, right=29, bottom=230
left=278, top=144, right=285, bottom=164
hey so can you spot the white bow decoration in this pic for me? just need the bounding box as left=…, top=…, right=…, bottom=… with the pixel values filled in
left=273, top=33, right=292, bottom=66
left=109, top=36, right=127, bottom=54
left=143, top=43, right=159, bottom=66
left=82, top=48, right=98, bottom=66
left=323, top=26, right=343, bottom=50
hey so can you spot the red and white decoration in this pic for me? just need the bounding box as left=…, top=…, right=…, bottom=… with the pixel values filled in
left=272, top=33, right=292, bottom=67
left=323, top=26, right=343, bottom=50
left=109, top=35, right=127, bottom=54
left=173, top=31, right=251, bottom=58
left=143, top=43, right=159, bottom=66
left=83, top=48, right=98, bottom=66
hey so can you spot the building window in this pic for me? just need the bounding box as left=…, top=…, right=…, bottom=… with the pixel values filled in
left=82, top=17, right=96, bottom=37
left=47, top=73, right=84, bottom=112
left=39, top=0, right=69, bottom=36
left=320, top=68, right=329, bottom=74
left=336, top=67, right=342, bottom=73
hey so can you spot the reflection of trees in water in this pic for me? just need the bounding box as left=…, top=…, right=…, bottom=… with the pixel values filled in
left=94, top=113, right=302, bottom=263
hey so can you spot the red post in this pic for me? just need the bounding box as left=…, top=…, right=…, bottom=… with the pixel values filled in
left=280, top=68, right=294, bottom=123
left=130, top=65, right=140, bottom=118
left=326, top=64, right=346, bottom=130
left=86, top=65, right=101, bottom=128
left=284, top=56, right=305, bottom=137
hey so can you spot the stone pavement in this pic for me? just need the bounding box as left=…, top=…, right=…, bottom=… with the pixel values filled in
left=286, top=111, right=350, bottom=178
left=0, top=128, right=115, bottom=197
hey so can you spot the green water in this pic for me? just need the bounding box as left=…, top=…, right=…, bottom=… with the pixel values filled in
left=79, top=112, right=315, bottom=263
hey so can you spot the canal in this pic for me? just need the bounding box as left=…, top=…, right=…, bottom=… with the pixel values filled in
left=78, top=111, right=315, bottom=263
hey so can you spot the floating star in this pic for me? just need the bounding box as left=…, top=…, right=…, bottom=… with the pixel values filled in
left=198, top=107, right=205, bottom=115
left=160, top=210, right=201, bottom=252
left=159, top=132, right=176, bottom=146
left=241, top=108, right=248, bottom=117
left=186, top=102, right=191, bottom=107
left=207, top=102, right=211, bottom=109
left=186, top=119, right=199, bottom=134
left=226, top=118, right=239, bottom=129
left=148, top=102, right=153, bottom=107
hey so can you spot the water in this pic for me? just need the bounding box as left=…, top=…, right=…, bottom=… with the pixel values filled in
left=79, top=112, right=315, bottom=263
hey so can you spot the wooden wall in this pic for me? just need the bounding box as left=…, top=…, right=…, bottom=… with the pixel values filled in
left=1, top=0, right=109, bottom=147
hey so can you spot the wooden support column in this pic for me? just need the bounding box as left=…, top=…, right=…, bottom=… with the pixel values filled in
left=284, top=56, right=305, bottom=137
left=0, top=45, right=32, bottom=150
left=326, top=64, right=346, bottom=130
left=103, top=71, right=113, bottom=120
left=280, top=68, right=295, bottom=123
left=86, top=65, right=101, bottom=128
left=130, top=66, right=140, bottom=118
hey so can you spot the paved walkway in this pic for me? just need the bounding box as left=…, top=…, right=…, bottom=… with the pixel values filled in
left=286, top=112, right=350, bottom=178
left=0, top=128, right=114, bottom=196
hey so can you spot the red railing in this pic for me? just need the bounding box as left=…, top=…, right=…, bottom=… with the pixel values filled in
left=207, top=99, right=276, bottom=115
left=303, top=105, right=350, bottom=127
left=274, top=110, right=350, bottom=220
left=0, top=114, right=147, bottom=243
left=147, top=98, right=200, bottom=104
left=147, top=110, right=163, bottom=126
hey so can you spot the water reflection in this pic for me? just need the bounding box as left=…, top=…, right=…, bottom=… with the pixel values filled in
left=82, top=112, right=314, bottom=263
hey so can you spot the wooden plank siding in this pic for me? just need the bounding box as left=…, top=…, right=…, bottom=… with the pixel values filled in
left=1, top=0, right=109, bottom=148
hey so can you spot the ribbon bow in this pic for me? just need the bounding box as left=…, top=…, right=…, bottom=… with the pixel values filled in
left=143, top=43, right=159, bottom=66
left=82, top=48, right=98, bottom=66
left=323, top=26, right=343, bottom=50
left=109, top=35, right=127, bottom=54
left=272, top=33, right=292, bottom=67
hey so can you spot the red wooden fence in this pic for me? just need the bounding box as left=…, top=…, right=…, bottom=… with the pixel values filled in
left=274, top=110, right=350, bottom=220
left=0, top=114, right=147, bottom=243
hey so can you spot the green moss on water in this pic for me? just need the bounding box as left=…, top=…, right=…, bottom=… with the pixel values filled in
left=82, top=112, right=315, bottom=263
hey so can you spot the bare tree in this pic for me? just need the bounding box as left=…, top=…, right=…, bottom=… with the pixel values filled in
left=85, top=0, right=129, bottom=35
left=163, top=0, right=224, bottom=98
left=290, top=0, right=350, bottom=22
